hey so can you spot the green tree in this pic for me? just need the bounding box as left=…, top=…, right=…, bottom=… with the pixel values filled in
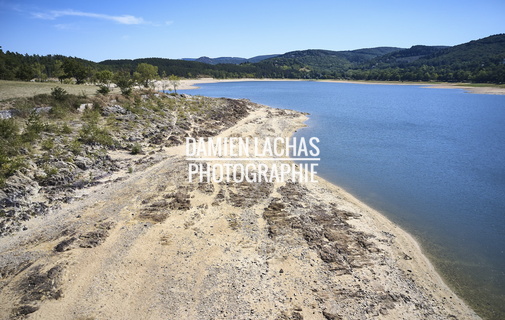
left=16, top=64, right=34, bottom=81
left=135, top=63, right=158, bottom=88
left=95, top=70, right=114, bottom=88
left=168, top=74, right=181, bottom=93
left=52, top=60, right=65, bottom=82
left=114, top=70, right=134, bottom=96
left=32, top=62, right=47, bottom=81
left=62, top=58, right=88, bottom=84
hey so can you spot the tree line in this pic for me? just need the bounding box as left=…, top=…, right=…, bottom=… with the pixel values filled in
left=1, top=35, right=504, bottom=85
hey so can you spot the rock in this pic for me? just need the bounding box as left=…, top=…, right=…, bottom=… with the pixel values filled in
left=13, top=305, right=39, bottom=316
left=128, top=135, right=143, bottom=142
left=0, top=110, right=13, bottom=119
left=40, top=167, right=76, bottom=187
left=168, top=192, right=191, bottom=210
left=102, top=105, right=127, bottom=116
left=322, top=310, right=341, bottom=320
left=0, top=190, right=8, bottom=204
left=74, top=156, right=94, bottom=170
left=79, top=229, right=109, bottom=248
left=4, top=172, right=40, bottom=196
left=77, top=103, right=93, bottom=113
left=54, top=237, right=77, bottom=252
left=34, top=106, right=52, bottom=114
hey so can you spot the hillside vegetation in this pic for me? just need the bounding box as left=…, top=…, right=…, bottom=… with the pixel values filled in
left=0, top=34, right=504, bottom=83
left=0, top=85, right=253, bottom=235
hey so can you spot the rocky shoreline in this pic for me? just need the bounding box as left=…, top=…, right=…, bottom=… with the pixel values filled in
left=0, top=93, right=479, bottom=319
left=0, top=93, right=251, bottom=236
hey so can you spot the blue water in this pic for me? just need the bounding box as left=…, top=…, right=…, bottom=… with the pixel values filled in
left=180, top=81, right=505, bottom=318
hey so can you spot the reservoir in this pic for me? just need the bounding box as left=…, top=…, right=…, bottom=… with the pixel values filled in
left=181, top=81, right=505, bottom=319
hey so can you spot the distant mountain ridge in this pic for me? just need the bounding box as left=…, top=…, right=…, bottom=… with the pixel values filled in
left=182, top=48, right=403, bottom=66
left=182, top=54, right=280, bottom=65
left=369, top=45, right=450, bottom=65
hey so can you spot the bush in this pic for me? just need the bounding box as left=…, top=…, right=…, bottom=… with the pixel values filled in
left=0, top=118, right=20, bottom=142
left=97, top=85, right=111, bottom=95
left=51, top=86, right=68, bottom=101
left=131, top=143, right=143, bottom=155
left=14, top=99, right=36, bottom=118
left=0, top=155, right=25, bottom=187
left=48, top=105, right=68, bottom=119
left=115, top=71, right=134, bottom=96
left=82, top=108, right=101, bottom=123
left=0, top=119, right=25, bottom=185
left=69, top=139, right=83, bottom=155
left=21, top=113, right=46, bottom=143
left=41, top=139, right=55, bottom=151
left=60, top=124, right=73, bottom=134
left=120, top=86, right=132, bottom=96
left=79, top=123, right=115, bottom=147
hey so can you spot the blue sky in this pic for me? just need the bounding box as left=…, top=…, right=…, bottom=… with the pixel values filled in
left=1, top=0, right=504, bottom=62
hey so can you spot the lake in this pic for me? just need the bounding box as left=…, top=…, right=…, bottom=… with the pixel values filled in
left=180, top=81, right=505, bottom=319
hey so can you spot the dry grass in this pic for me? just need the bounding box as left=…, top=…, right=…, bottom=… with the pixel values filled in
left=0, top=80, right=119, bottom=102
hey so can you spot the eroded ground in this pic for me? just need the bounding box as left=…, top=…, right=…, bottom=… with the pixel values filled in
left=0, top=105, right=479, bottom=319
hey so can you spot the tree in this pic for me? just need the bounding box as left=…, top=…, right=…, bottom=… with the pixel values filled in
left=15, top=64, right=34, bottom=81
left=114, top=71, right=134, bottom=96
left=62, top=58, right=88, bottom=84
left=53, top=60, right=65, bottom=82
left=168, top=74, right=181, bottom=93
left=32, top=62, right=47, bottom=81
left=135, top=63, right=158, bottom=88
left=95, top=70, right=114, bottom=88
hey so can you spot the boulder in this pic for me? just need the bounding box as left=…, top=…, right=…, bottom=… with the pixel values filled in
left=102, top=105, right=127, bottom=116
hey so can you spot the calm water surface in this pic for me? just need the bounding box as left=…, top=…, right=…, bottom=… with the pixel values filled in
left=181, top=81, right=505, bottom=318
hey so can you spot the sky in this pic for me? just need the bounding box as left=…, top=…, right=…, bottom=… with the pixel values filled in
left=1, top=0, right=504, bottom=62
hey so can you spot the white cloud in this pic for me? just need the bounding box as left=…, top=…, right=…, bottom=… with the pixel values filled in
left=32, top=9, right=145, bottom=25
left=54, top=23, right=75, bottom=30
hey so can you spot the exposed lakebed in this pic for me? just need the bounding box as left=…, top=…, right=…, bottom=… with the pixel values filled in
left=183, top=81, right=505, bottom=319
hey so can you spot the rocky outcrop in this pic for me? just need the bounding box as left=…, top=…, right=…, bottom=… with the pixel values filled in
left=0, top=93, right=256, bottom=236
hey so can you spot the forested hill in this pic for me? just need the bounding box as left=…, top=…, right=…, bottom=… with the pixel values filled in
left=182, top=54, right=280, bottom=65
left=252, top=47, right=404, bottom=78
left=368, top=45, right=450, bottom=65
left=0, top=34, right=504, bottom=83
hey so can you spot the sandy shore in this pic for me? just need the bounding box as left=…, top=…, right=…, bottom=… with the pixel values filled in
left=0, top=101, right=479, bottom=319
left=165, top=78, right=505, bottom=95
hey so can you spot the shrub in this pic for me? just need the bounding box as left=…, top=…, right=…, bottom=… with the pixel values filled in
left=0, top=155, right=25, bottom=187
left=0, top=119, right=26, bottom=184
left=0, top=118, right=20, bottom=142
left=97, top=85, right=111, bottom=95
left=51, top=86, right=68, bottom=101
left=82, top=108, right=101, bottom=123
left=79, top=123, right=115, bottom=147
left=115, top=71, right=134, bottom=96
left=131, top=143, right=143, bottom=155
left=69, top=139, right=83, bottom=155
left=21, top=113, right=46, bottom=143
left=14, top=99, right=36, bottom=118
left=41, top=139, right=55, bottom=151
left=60, top=124, right=73, bottom=134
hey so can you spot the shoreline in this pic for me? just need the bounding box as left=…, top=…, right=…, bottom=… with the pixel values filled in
left=164, top=78, right=505, bottom=95
left=0, top=99, right=479, bottom=318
